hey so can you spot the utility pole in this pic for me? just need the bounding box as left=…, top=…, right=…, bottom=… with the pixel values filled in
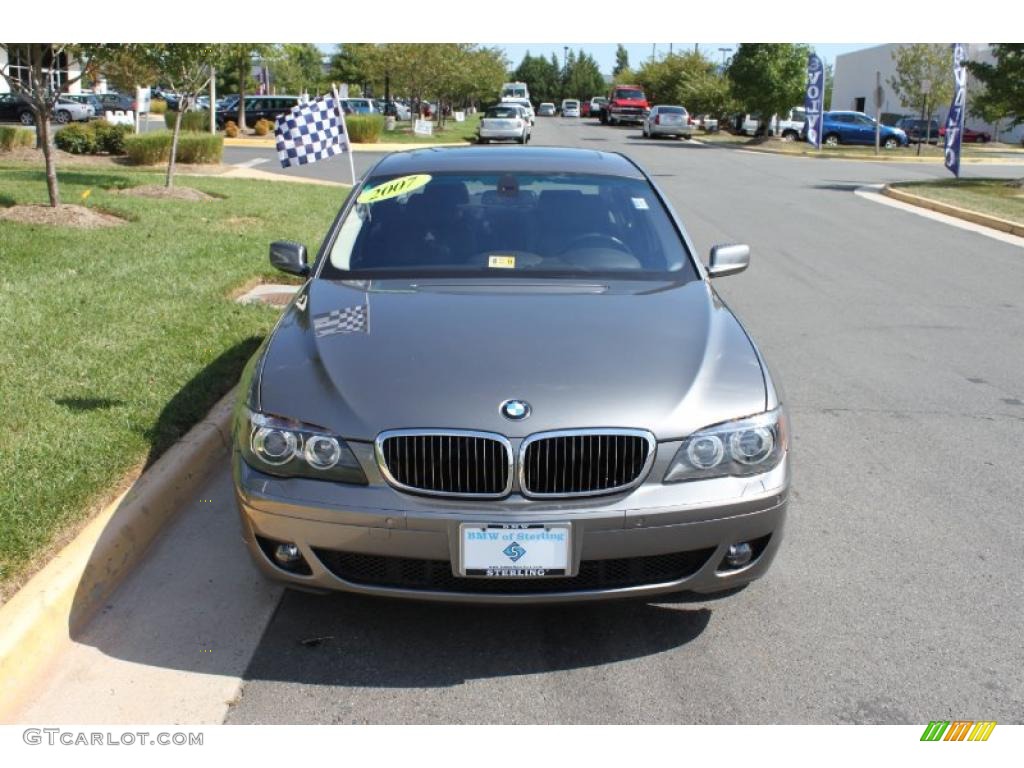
left=209, top=66, right=216, bottom=135
left=918, top=78, right=932, bottom=157
left=874, top=70, right=882, bottom=154
left=719, top=47, right=732, bottom=68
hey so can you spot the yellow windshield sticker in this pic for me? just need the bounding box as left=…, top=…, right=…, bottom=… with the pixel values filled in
left=488, top=255, right=516, bottom=269
left=357, top=174, right=432, bottom=204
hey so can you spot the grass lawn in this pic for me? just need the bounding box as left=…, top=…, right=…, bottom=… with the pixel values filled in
left=0, top=163, right=343, bottom=598
left=891, top=178, right=1024, bottom=225
left=376, top=113, right=481, bottom=144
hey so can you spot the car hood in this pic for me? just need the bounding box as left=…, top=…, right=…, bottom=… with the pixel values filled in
left=257, top=278, right=767, bottom=442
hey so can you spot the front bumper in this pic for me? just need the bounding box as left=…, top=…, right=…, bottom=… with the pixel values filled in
left=233, top=444, right=789, bottom=604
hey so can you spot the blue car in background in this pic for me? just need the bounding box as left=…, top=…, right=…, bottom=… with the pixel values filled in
left=811, top=111, right=908, bottom=148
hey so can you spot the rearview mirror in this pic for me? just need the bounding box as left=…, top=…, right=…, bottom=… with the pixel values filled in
left=269, top=241, right=310, bottom=277
left=707, top=244, right=750, bottom=278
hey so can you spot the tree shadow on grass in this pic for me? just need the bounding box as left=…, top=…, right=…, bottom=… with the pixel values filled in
left=140, top=336, right=261, bottom=469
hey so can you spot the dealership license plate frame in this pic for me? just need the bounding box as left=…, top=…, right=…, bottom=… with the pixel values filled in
left=458, top=523, right=572, bottom=578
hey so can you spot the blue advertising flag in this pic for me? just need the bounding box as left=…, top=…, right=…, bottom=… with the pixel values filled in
left=943, top=44, right=968, bottom=178
left=805, top=54, right=825, bottom=149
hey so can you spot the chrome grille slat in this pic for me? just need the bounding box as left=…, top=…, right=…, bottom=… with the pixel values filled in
left=377, top=430, right=512, bottom=498
left=519, top=429, right=656, bottom=498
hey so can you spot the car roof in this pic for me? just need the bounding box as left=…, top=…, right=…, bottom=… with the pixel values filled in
left=367, top=147, right=646, bottom=180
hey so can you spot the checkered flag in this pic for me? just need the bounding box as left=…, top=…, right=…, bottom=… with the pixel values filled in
left=313, top=305, right=369, bottom=338
left=274, top=96, right=349, bottom=169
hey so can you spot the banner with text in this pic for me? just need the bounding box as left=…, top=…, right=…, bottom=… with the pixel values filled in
left=943, top=43, right=968, bottom=178
left=804, top=54, right=825, bottom=149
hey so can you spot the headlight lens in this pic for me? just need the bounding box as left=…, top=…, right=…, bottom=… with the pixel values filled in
left=237, top=408, right=367, bottom=484
left=664, top=408, right=787, bottom=483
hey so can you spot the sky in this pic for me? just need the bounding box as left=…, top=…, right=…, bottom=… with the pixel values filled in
left=487, top=43, right=871, bottom=74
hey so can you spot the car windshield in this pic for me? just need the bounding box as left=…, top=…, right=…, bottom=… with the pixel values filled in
left=485, top=107, right=520, bottom=118
left=614, top=90, right=644, bottom=100
left=324, top=172, right=695, bottom=280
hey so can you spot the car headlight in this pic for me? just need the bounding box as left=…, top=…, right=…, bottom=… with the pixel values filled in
left=664, top=407, right=788, bottom=483
left=237, top=407, right=367, bottom=484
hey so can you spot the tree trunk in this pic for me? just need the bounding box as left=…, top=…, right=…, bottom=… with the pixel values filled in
left=238, top=62, right=247, bottom=131
left=39, top=115, right=60, bottom=207
left=166, top=108, right=183, bottom=189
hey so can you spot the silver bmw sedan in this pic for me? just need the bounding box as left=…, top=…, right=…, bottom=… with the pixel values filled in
left=232, top=146, right=789, bottom=603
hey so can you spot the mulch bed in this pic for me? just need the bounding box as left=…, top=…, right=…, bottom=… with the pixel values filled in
left=0, top=204, right=125, bottom=228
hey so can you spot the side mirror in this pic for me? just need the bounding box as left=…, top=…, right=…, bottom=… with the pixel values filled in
left=707, top=244, right=750, bottom=278
left=269, top=241, right=310, bottom=277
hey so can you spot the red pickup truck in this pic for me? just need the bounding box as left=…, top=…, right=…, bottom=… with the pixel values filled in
left=600, top=85, right=650, bottom=126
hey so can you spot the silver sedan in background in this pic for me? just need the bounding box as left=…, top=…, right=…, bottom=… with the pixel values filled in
left=643, top=105, right=692, bottom=139
left=477, top=104, right=531, bottom=144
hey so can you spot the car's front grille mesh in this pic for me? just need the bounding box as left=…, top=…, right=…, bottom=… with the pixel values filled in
left=313, top=548, right=716, bottom=594
left=523, top=433, right=651, bottom=496
left=380, top=433, right=509, bottom=496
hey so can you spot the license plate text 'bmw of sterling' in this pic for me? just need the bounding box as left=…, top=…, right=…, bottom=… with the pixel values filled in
left=460, top=524, right=571, bottom=577
left=233, top=146, right=790, bottom=604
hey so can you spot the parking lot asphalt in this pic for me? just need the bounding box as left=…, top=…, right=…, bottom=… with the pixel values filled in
left=16, top=117, right=1023, bottom=725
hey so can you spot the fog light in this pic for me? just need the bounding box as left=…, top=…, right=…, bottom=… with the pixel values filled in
left=725, top=542, right=753, bottom=568
left=274, top=543, right=301, bottom=565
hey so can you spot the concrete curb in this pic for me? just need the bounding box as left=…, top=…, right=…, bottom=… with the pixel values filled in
left=881, top=185, right=1024, bottom=237
left=0, top=387, right=237, bottom=719
left=223, top=137, right=470, bottom=152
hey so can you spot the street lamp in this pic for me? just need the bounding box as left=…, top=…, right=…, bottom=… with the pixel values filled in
left=718, top=47, right=732, bottom=68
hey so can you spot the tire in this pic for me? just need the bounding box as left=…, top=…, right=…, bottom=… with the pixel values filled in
left=18, top=111, right=34, bottom=126
left=782, top=130, right=799, bottom=142
left=478, top=137, right=488, bottom=145
left=883, top=136, right=898, bottom=150
left=56, top=110, right=71, bottom=124
left=608, top=115, right=618, bottom=126
left=642, top=124, right=648, bottom=138
left=517, top=133, right=526, bottom=145
left=824, top=133, right=840, bottom=147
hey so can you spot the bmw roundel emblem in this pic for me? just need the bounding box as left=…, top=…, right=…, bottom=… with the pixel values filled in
left=500, top=399, right=531, bottom=420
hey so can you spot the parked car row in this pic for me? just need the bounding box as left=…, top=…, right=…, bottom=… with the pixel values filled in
left=0, top=93, right=94, bottom=124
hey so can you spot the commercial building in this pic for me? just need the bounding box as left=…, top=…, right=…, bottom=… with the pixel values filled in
left=0, top=45, right=87, bottom=95
left=831, top=44, right=1023, bottom=144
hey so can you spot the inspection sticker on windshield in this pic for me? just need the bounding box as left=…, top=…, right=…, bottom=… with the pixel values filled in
left=488, top=255, right=516, bottom=269
left=632, top=197, right=650, bottom=210
left=356, top=174, right=432, bottom=204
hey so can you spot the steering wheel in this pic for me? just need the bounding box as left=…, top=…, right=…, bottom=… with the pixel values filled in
left=559, top=233, right=630, bottom=255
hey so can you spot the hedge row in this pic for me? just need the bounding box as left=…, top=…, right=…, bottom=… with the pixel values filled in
left=149, top=98, right=168, bottom=115
left=0, top=126, right=34, bottom=151
left=54, top=121, right=134, bottom=155
left=123, top=131, right=224, bottom=165
left=347, top=115, right=385, bottom=144
left=164, top=110, right=212, bottom=132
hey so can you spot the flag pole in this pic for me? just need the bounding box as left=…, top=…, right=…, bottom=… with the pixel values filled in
left=332, top=83, right=357, bottom=186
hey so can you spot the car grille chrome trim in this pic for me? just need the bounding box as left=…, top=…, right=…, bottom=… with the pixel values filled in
left=376, top=430, right=513, bottom=498
left=519, top=429, right=657, bottom=498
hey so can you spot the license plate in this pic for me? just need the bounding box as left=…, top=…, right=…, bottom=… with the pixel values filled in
left=459, top=523, right=571, bottom=577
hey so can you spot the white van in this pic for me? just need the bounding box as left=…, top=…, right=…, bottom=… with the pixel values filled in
left=501, top=82, right=530, bottom=101
left=561, top=99, right=580, bottom=118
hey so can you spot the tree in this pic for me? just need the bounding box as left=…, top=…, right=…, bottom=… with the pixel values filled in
left=272, top=44, right=327, bottom=98
left=513, top=52, right=560, bottom=104
left=727, top=44, right=810, bottom=137
left=636, top=50, right=734, bottom=117
left=967, top=44, right=1024, bottom=142
left=889, top=44, right=953, bottom=151
left=220, top=44, right=272, bottom=130
left=564, top=50, right=606, bottom=102
left=613, top=44, right=630, bottom=77
left=0, top=44, right=104, bottom=206
left=129, top=44, right=222, bottom=188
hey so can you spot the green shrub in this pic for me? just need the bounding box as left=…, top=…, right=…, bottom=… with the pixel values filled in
left=346, top=115, right=385, bottom=144
left=176, top=133, right=223, bottom=164
left=149, top=98, right=167, bottom=114
left=124, top=132, right=171, bottom=164
left=224, top=120, right=239, bottom=138
left=124, top=130, right=224, bottom=165
left=93, top=120, right=133, bottom=154
left=0, top=126, right=35, bottom=151
left=164, top=110, right=211, bottom=132
left=54, top=123, right=97, bottom=154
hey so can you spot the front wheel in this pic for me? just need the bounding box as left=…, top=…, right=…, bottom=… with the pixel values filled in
left=477, top=136, right=488, bottom=145
left=55, top=110, right=71, bottom=124
left=19, top=111, right=34, bottom=126
left=781, top=130, right=799, bottom=142
left=883, top=136, right=899, bottom=150
left=824, top=133, right=840, bottom=147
